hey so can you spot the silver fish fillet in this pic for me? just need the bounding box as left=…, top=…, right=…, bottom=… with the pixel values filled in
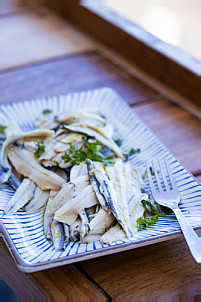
left=86, top=159, right=133, bottom=237
left=46, top=175, right=89, bottom=214
left=89, top=208, right=115, bottom=235
left=7, top=146, right=66, bottom=190
left=86, top=160, right=108, bottom=210
left=4, top=178, right=36, bottom=215
left=25, top=186, right=49, bottom=213
left=79, top=210, right=89, bottom=239
left=54, top=185, right=98, bottom=225
left=63, top=125, right=124, bottom=159
left=50, top=219, right=68, bottom=251
left=0, top=129, right=54, bottom=183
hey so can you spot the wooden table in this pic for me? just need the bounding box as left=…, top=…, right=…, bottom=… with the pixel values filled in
left=0, top=8, right=201, bottom=301
left=1, top=50, right=201, bottom=301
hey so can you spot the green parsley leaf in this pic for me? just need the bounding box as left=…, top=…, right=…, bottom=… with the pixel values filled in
left=149, top=166, right=155, bottom=176
left=129, top=148, right=141, bottom=156
left=60, top=138, right=115, bottom=166
left=114, top=139, right=122, bottom=147
left=34, top=140, right=45, bottom=158
left=137, top=215, right=158, bottom=231
left=141, top=199, right=174, bottom=218
left=0, top=125, right=7, bottom=133
left=42, top=109, right=52, bottom=115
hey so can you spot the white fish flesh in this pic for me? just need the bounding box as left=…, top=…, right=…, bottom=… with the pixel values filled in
left=8, top=146, right=66, bottom=190
left=63, top=125, right=124, bottom=159
left=43, top=190, right=59, bottom=239
left=25, top=186, right=49, bottom=213
left=4, top=178, right=36, bottom=215
left=50, top=219, right=68, bottom=251
left=79, top=210, right=89, bottom=239
left=46, top=175, right=89, bottom=214
left=54, top=185, right=98, bottom=225
left=89, top=208, right=115, bottom=235
left=43, top=206, right=53, bottom=240
left=0, top=129, right=54, bottom=183
left=86, top=159, right=133, bottom=237
left=81, top=234, right=101, bottom=243
left=56, top=109, right=106, bottom=125
left=69, top=218, right=81, bottom=241
left=101, top=224, right=126, bottom=244
left=86, top=160, right=108, bottom=210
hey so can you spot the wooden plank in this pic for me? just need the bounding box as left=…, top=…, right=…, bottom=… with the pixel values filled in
left=133, top=99, right=201, bottom=174
left=0, top=238, right=106, bottom=301
left=46, top=1, right=201, bottom=108
left=0, top=7, right=93, bottom=71
left=79, top=237, right=201, bottom=300
left=0, top=51, right=158, bottom=105
left=0, top=238, right=46, bottom=300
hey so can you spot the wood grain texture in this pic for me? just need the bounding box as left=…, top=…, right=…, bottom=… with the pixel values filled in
left=0, top=47, right=201, bottom=301
left=49, top=1, right=201, bottom=108
left=79, top=237, right=201, bottom=301
left=0, top=7, right=93, bottom=71
left=0, top=238, right=46, bottom=301
left=28, top=265, right=105, bottom=301
left=0, top=51, right=158, bottom=105
left=0, top=238, right=105, bottom=301
left=133, top=99, right=201, bottom=175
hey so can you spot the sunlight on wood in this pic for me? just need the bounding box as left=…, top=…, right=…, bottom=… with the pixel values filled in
left=105, top=0, right=201, bottom=60
left=0, top=7, right=94, bottom=70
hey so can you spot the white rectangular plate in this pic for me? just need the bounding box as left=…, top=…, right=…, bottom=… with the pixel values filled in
left=0, top=88, right=201, bottom=272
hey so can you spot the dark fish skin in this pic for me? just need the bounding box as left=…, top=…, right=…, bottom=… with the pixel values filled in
left=7, top=175, right=20, bottom=190
left=0, top=166, right=10, bottom=185
left=86, top=159, right=132, bottom=237
left=50, top=219, right=68, bottom=251
left=86, top=159, right=108, bottom=210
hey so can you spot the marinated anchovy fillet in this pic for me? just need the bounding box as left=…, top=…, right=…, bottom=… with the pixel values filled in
left=1, top=108, right=160, bottom=251
left=50, top=219, right=68, bottom=251
left=8, top=146, right=66, bottom=190
left=63, top=125, right=124, bottom=159
left=86, top=159, right=133, bottom=237
left=101, top=224, right=126, bottom=244
left=86, top=160, right=109, bottom=210
left=25, top=186, right=49, bottom=213
left=47, top=175, right=89, bottom=214
left=0, top=129, right=54, bottom=183
left=89, top=208, right=115, bottom=235
left=54, top=185, right=98, bottom=225
left=4, top=178, right=36, bottom=215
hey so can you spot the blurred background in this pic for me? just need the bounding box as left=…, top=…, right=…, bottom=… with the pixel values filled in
left=0, top=0, right=200, bottom=71
left=104, top=0, right=201, bottom=60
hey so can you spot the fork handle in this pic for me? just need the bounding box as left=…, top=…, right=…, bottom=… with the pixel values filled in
left=173, top=207, right=201, bottom=263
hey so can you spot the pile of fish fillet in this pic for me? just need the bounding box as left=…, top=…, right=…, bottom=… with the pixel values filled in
left=0, top=109, right=148, bottom=251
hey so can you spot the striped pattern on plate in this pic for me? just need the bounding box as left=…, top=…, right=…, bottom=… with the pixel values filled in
left=0, top=88, right=201, bottom=272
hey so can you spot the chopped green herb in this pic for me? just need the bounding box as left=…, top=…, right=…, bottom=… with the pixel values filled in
left=129, top=148, right=141, bottom=156
left=56, top=162, right=60, bottom=167
left=149, top=166, right=160, bottom=176
left=60, top=138, right=115, bottom=166
left=114, top=139, right=123, bottom=147
left=0, top=125, right=7, bottom=133
left=34, top=140, right=45, bottom=158
left=42, top=109, right=52, bottom=115
left=141, top=199, right=174, bottom=218
left=149, top=166, right=155, bottom=176
left=137, top=215, right=158, bottom=231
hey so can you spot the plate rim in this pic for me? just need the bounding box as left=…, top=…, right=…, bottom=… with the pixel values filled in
left=0, top=87, right=200, bottom=272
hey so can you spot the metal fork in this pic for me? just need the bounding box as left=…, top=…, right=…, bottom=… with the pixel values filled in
left=147, top=158, right=201, bottom=263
